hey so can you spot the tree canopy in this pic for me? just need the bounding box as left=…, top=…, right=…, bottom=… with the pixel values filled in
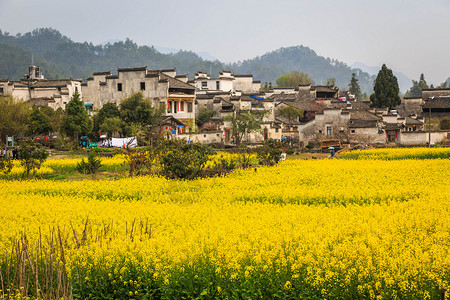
left=349, top=73, right=362, bottom=100
left=0, top=96, right=30, bottom=142
left=404, top=73, right=429, bottom=97
left=119, top=92, right=162, bottom=126
left=276, top=71, right=311, bottom=87
left=62, top=91, right=92, bottom=139
left=370, top=64, right=401, bottom=109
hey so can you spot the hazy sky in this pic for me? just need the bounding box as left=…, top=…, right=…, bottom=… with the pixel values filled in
left=1, top=0, right=449, bottom=84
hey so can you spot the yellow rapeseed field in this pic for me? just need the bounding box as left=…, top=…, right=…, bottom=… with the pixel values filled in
left=0, top=149, right=449, bottom=299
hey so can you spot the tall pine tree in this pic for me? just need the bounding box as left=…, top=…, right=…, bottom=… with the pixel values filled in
left=348, top=73, right=362, bottom=100
left=370, top=64, right=401, bottom=109
left=404, top=73, right=429, bottom=97
left=63, top=91, right=92, bottom=140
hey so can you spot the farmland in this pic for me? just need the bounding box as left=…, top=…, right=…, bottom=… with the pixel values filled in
left=0, top=148, right=449, bottom=299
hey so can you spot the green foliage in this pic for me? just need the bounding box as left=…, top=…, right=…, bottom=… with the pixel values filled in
left=370, top=64, right=401, bottom=109
left=157, top=139, right=215, bottom=180
left=404, top=73, right=429, bottom=97
left=213, top=154, right=237, bottom=170
left=348, top=73, right=362, bottom=100
left=196, top=105, right=217, bottom=127
left=29, top=106, right=53, bottom=136
left=256, top=139, right=283, bottom=166
left=124, top=148, right=154, bottom=177
left=0, top=157, right=13, bottom=174
left=326, top=77, right=336, bottom=87
left=119, top=92, right=163, bottom=127
left=18, top=139, right=49, bottom=177
left=276, top=71, right=311, bottom=87
left=94, top=102, right=120, bottom=134
left=63, top=91, right=92, bottom=139
left=76, top=151, right=102, bottom=175
left=440, top=117, right=450, bottom=130
left=224, top=110, right=268, bottom=145
left=99, top=117, right=124, bottom=138
left=0, top=96, right=30, bottom=142
left=276, top=106, right=303, bottom=128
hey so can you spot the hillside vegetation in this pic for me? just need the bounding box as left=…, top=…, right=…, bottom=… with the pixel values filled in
left=0, top=28, right=375, bottom=92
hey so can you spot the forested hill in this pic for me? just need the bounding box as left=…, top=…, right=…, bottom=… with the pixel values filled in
left=230, top=46, right=375, bottom=94
left=0, top=28, right=374, bottom=93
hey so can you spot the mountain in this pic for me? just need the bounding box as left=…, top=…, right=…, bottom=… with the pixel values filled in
left=351, top=62, right=412, bottom=93
left=0, top=27, right=376, bottom=93
left=231, top=46, right=375, bottom=93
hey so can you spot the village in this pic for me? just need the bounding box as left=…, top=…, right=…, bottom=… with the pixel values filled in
left=1, top=64, right=449, bottom=151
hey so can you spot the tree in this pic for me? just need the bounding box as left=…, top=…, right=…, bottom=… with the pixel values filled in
left=63, top=91, right=92, bottom=140
left=196, top=105, right=216, bottom=128
left=276, top=106, right=303, bottom=132
left=276, top=71, right=311, bottom=87
left=99, top=117, right=124, bottom=138
left=326, top=77, right=336, bottom=87
left=94, top=102, right=120, bottom=134
left=404, top=73, right=429, bottom=97
left=224, top=110, right=268, bottom=145
left=348, top=73, right=362, bottom=100
left=18, top=139, right=48, bottom=178
left=29, top=106, right=53, bottom=136
left=119, top=92, right=163, bottom=126
left=370, top=64, right=401, bottom=109
left=0, top=96, right=30, bottom=143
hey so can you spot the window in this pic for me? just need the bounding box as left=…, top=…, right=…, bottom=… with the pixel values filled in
left=351, top=129, right=356, bottom=134
left=318, top=130, right=322, bottom=134
left=57, top=87, right=61, bottom=92
left=326, top=125, right=332, bottom=136
left=201, top=81, right=207, bottom=89
left=75, top=87, right=78, bottom=92
left=0, top=87, right=3, bottom=94
left=117, top=83, right=122, bottom=91
left=216, top=81, right=220, bottom=90
left=275, top=128, right=279, bottom=133
left=187, top=102, right=193, bottom=113
left=140, top=82, right=145, bottom=90
left=180, top=101, right=184, bottom=112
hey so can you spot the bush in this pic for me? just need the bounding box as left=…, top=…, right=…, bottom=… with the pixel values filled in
left=213, top=154, right=237, bottom=170
left=157, top=140, right=215, bottom=179
left=256, top=139, right=282, bottom=166
left=306, top=143, right=314, bottom=149
left=76, top=151, right=102, bottom=175
left=124, top=148, right=154, bottom=177
left=18, top=139, right=49, bottom=178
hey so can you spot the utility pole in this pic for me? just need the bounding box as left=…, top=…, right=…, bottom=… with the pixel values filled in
left=428, top=97, right=433, bottom=148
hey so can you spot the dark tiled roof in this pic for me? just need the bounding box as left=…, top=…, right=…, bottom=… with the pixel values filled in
left=404, top=116, right=423, bottom=125
left=27, top=97, right=55, bottom=107
left=118, top=66, right=148, bottom=72
left=349, top=120, right=378, bottom=128
left=253, top=80, right=261, bottom=83
left=384, top=123, right=402, bottom=130
left=422, top=97, right=450, bottom=109
left=160, top=73, right=195, bottom=90
left=93, top=71, right=112, bottom=76
left=0, top=79, right=9, bottom=82
left=106, top=75, right=119, bottom=79
left=30, top=80, right=72, bottom=88
left=350, top=110, right=382, bottom=121
left=234, top=74, right=253, bottom=78
left=311, top=86, right=338, bottom=92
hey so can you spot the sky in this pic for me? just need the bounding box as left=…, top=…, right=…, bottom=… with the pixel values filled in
left=0, top=0, right=449, bottom=85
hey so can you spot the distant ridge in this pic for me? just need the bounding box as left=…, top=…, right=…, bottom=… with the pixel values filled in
left=1, top=27, right=377, bottom=93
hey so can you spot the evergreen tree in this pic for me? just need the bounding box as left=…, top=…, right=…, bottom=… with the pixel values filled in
left=63, top=91, right=92, bottom=140
left=370, top=64, right=401, bottom=109
left=404, top=73, right=429, bottom=97
left=348, top=73, right=362, bottom=100
left=29, top=106, right=53, bottom=136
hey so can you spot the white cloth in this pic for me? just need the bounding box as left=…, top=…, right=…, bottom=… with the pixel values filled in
left=111, top=137, right=138, bottom=148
